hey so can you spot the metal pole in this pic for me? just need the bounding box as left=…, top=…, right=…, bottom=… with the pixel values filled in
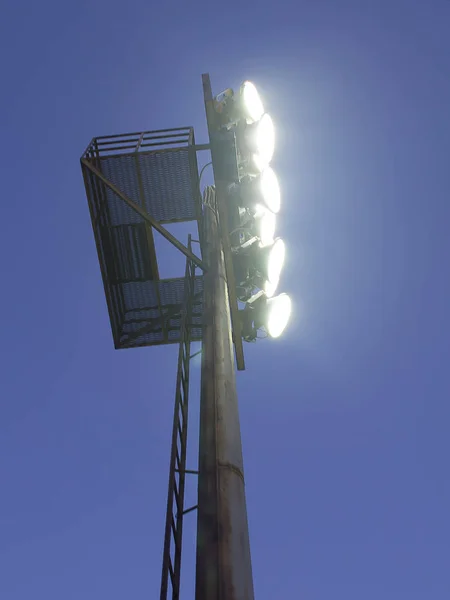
left=195, top=186, right=254, bottom=600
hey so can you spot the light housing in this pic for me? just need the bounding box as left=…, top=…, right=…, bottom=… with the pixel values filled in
left=232, top=237, right=285, bottom=300
left=213, top=87, right=234, bottom=117
left=213, top=81, right=265, bottom=126
left=227, top=203, right=275, bottom=248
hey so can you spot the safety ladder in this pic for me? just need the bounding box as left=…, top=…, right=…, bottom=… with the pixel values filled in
left=160, top=236, right=200, bottom=600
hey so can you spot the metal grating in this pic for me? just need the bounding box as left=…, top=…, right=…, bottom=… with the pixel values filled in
left=100, top=152, right=198, bottom=224
left=102, top=223, right=156, bottom=284
left=81, top=127, right=204, bottom=349
left=83, top=128, right=201, bottom=224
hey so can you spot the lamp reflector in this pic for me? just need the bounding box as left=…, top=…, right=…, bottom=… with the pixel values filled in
left=240, top=81, right=265, bottom=124
left=266, top=293, right=292, bottom=338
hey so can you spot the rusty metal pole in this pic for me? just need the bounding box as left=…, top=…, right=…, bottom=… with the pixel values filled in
left=195, top=183, right=254, bottom=600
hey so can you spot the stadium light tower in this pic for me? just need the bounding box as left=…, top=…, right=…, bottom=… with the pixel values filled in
left=80, top=73, right=292, bottom=600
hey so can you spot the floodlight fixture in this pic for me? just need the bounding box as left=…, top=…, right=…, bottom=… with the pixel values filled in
left=232, top=236, right=285, bottom=300
left=214, top=81, right=265, bottom=126
left=239, top=81, right=265, bottom=124
left=230, top=205, right=276, bottom=248
left=241, top=291, right=292, bottom=341
left=239, top=167, right=281, bottom=214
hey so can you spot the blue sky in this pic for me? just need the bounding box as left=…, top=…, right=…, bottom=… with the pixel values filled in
left=1, top=1, right=450, bottom=598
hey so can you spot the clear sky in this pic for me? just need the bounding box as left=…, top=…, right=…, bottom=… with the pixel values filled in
left=1, top=1, right=450, bottom=598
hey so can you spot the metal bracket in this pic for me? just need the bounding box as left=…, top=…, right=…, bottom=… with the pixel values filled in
left=202, top=74, right=246, bottom=371
left=179, top=505, right=198, bottom=517
left=175, top=469, right=199, bottom=475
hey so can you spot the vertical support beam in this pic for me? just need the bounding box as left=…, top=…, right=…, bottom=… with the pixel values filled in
left=195, top=187, right=254, bottom=600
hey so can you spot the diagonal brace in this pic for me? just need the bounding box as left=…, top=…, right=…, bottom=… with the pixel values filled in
left=81, top=158, right=206, bottom=272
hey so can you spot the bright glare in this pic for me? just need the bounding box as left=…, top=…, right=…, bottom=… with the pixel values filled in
left=240, top=81, right=264, bottom=124
left=264, top=277, right=279, bottom=298
left=266, top=293, right=292, bottom=338
left=253, top=114, right=275, bottom=171
left=266, top=238, right=285, bottom=284
left=259, top=167, right=281, bottom=213
left=257, top=210, right=276, bottom=247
